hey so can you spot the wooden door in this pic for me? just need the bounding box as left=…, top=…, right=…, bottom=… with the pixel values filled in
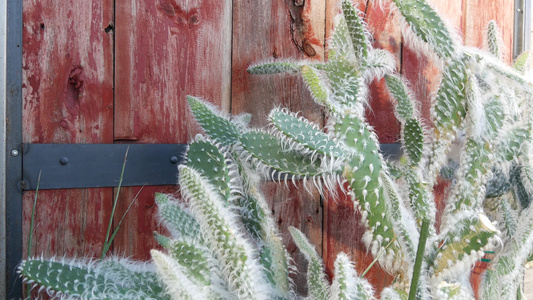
left=20, top=0, right=516, bottom=298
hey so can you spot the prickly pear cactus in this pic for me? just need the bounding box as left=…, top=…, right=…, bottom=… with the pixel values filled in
left=18, top=0, right=533, bottom=299
left=18, top=97, right=380, bottom=299
left=244, top=0, right=533, bottom=298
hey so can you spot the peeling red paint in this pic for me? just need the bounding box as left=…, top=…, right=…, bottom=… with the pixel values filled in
left=22, top=0, right=114, bottom=266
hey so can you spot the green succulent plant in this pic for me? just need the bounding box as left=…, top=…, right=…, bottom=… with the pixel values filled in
left=18, top=0, right=533, bottom=299
left=248, top=0, right=533, bottom=298
left=19, top=122, right=379, bottom=299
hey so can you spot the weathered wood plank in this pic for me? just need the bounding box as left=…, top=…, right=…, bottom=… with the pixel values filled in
left=322, top=1, right=400, bottom=295
left=113, top=0, right=233, bottom=258
left=365, top=2, right=402, bottom=143
left=231, top=0, right=325, bottom=126
left=22, top=0, right=114, bottom=260
left=114, top=0, right=232, bottom=142
left=231, top=0, right=327, bottom=294
left=111, top=186, right=173, bottom=260
left=23, top=189, right=111, bottom=257
left=464, top=0, right=515, bottom=63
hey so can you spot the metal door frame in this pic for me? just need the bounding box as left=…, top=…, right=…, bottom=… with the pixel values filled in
left=3, top=0, right=23, bottom=298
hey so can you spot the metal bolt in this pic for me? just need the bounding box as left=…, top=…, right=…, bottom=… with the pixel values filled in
left=170, top=156, right=179, bottom=164
left=11, top=149, right=19, bottom=157
left=517, top=8, right=522, bottom=13
left=59, top=157, right=69, bottom=165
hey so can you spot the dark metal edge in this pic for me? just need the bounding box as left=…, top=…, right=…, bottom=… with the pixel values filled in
left=5, top=0, right=23, bottom=298
left=514, top=0, right=531, bottom=58
left=20, top=143, right=401, bottom=190
left=22, top=144, right=187, bottom=190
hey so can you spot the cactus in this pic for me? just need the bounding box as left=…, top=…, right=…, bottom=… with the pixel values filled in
left=18, top=0, right=533, bottom=299
left=18, top=102, right=380, bottom=299
left=18, top=257, right=168, bottom=299
left=242, top=0, right=533, bottom=298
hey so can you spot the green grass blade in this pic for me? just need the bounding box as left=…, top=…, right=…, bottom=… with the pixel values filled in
left=101, top=146, right=129, bottom=260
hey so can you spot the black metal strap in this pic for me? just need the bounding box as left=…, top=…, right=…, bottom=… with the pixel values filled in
left=22, top=144, right=188, bottom=190
left=21, top=143, right=402, bottom=190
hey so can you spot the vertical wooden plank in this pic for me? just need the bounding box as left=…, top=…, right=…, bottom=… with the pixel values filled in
left=323, top=1, right=399, bottom=295
left=111, top=186, right=174, bottom=260
left=232, top=0, right=326, bottom=294
left=365, top=2, right=402, bottom=143
left=22, top=0, right=114, bottom=262
left=113, top=0, right=233, bottom=258
left=22, top=190, right=112, bottom=257
left=114, top=0, right=232, bottom=142
left=464, top=0, right=515, bottom=63
left=231, top=0, right=325, bottom=126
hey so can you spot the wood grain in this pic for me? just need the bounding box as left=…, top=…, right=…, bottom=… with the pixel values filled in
left=112, top=0, right=233, bottom=258
left=464, top=0, right=515, bottom=63
left=111, top=186, right=174, bottom=260
left=114, top=0, right=232, bottom=142
left=231, top=0, right=328, bottom=295
left=22, top=0, right=114, bottom=260
left=365, top=2, right=402, bottom=144
left=231, top=0, right=325, bottom=126
left=322, top=1, right=399, bottom=295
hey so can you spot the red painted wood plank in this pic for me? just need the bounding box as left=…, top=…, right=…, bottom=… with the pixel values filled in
left=111, top=186, right=173, bottom=260
left=22, top=0, right=114, bottom=260
left=464, top=0, right=515, bottom=63
left=112, top=0, right=233, bottom=259
left=231, top=0, right=325, bottom=126
left=114, top=0, right=232, bottom=142
left=322, top=2, right=400, bottom=295
left=365, top=3, right=402, bottom=143
left=231, top=0, right=327, bottom=293
left=23, top=189, right=112, bottom=258
left=22, top=3, right=114, bottom=297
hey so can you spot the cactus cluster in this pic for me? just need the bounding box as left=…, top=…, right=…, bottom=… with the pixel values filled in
left=19, top=96, right=382, bottom=299
left=249, top=0, right=533, bottom=298
left=18, top=0, right=533, bottom=299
